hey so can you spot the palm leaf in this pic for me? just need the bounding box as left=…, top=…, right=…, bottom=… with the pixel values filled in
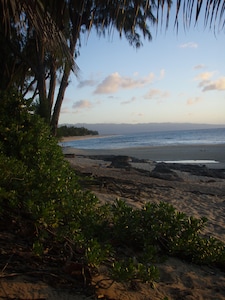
left=0, top=0, right=77, bottom=72
left=175, top=0, right=225, bottom=31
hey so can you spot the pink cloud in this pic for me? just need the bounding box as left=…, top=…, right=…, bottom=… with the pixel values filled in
left=144, top=89, right=170, bottom=99
left=94, top=72, right=154, bottom=94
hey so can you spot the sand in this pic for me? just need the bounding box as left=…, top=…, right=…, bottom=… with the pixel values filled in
left=60, top=134, right=114, bottom=142
left=63, top=143, right=225, bottom=167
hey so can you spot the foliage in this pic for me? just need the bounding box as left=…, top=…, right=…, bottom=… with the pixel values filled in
left=111, top=258, right=159, bottom=283
left=109, top=199, right=225, bottom=273
left=57, top=125, right=98, bottom=138
left=0, top=91, right=77, bottom=221
left=1, top=91, right=225, bottom=287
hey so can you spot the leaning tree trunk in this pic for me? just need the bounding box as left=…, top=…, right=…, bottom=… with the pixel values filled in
left=50, top=66, right=69, bottom=136
left=50, top=38, right=76, bottom=136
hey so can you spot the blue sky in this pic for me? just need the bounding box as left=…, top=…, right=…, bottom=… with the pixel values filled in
left=59, top=9, right=225, bottom=126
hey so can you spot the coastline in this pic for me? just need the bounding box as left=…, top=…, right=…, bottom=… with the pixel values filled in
left=60, top=134, right=115, bottom=142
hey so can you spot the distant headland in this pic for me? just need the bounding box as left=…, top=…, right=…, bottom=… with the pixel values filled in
left=59, top=122, right=225, bottom=135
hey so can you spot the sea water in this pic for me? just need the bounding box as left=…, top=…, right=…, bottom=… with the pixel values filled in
left=61, top=127, right=225, bottom=150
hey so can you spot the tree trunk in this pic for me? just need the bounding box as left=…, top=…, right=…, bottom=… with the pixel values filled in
left=50, top=67, right=69, bottom=136
left=35, top=39, right=50, bottom=123
left=48, top=59, right=57, bottom=113
left=50, top=38, right=76, bottom=136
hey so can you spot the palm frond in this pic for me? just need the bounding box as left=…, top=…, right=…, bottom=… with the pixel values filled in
left=0, top=0, right=78, bottom=73
left=175, top=0, right=225, bottom=32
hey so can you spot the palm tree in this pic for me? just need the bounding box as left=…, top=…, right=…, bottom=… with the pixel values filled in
left=45, top=0, right=225, bottom=134
left=0, top=0, right=165, bottom=134
left=50, top=0, right=163, bottom=135
left=1, top=0, right=224, bottom=135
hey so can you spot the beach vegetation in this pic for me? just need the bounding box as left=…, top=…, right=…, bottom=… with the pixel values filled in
left=111, top=258, right=160, bottom=283
left=1, top=91, right=225, bottom=287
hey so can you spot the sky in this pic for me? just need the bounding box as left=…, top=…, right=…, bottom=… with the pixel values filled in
left=59, top=6, right=225, bottom=126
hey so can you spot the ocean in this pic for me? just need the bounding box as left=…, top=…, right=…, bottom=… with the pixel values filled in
left=61, top=127, right=225, bottom=150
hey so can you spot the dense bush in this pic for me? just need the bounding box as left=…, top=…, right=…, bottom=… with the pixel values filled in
left=1, top=91, right=225, bottom=286
left=0, top=91, right=101, bottom=241
left=0, top=92, right=70, bottom=217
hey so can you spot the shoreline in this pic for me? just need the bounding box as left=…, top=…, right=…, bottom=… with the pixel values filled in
left=63, top=143, right=225, bottom=168
left=60, top=134, right=115, bottom=142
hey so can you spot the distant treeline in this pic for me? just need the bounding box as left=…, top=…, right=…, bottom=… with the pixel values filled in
left=57, top=125, right=98, bottom=137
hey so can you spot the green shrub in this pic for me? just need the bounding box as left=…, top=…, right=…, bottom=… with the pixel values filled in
left=0, top=154, right=28, bottom=214
left=0, top=91, right=101, bottom=235
left=0, top=91, right=112, bottom=265
left=110, top=199, right=142, bottom=247
left=111, top=258, right=159, bottom=283
left=0, top=91, right=73, bottom=222
left=107, top=199, right=225, bottom=274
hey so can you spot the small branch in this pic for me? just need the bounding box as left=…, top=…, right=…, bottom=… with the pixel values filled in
left=1, top=254, right=14, bottom=274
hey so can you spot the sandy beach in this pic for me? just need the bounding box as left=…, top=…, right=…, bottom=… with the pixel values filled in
left=63, top=143, right=225, bottom=299
left=63, top=142, right=225, bottom=167
left=60, top=134, right=115, bottom=142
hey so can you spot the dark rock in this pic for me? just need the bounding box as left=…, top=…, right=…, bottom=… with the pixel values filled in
left=151, top=163, right=183, bottom=181
left=64, top=153, right=75, bottom=158
left=109, top=155, right=132, bottom=169
left=166, top=163, right=225, bottom=179
left=88, top=155, right=115, bottom=162
left=153, top=163, right=174, bottom=174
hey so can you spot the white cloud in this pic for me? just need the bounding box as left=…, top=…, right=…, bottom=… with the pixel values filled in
left=195, top=72, right=225, bottom=92
left=179, top=42, right=198, bottom=49
left=72, top=100, right=92, bottom=109
left=144, top=89, right=170, bottom=99
left=195, top=72, right=214, bottom=81
left=94, top=72, right=154, bottom=94
left=94, top=73, right=120, bottom=94
left=202, top=77, right=225, bottom=92
left=187, top=97, right=202, bottom=105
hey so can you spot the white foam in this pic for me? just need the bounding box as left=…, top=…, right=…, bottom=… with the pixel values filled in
left=156, top=160, right=219, bottom=164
